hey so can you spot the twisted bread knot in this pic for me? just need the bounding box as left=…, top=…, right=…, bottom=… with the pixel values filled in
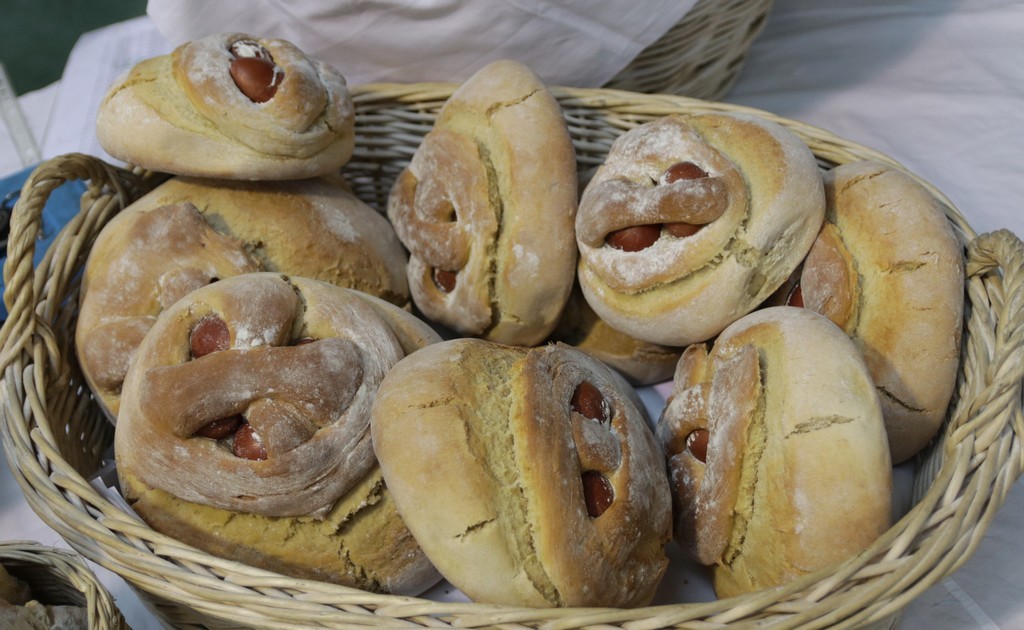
left=173, top=32, right=354, bottom=159
left=576, top=115, right=747, bottom=293
left=575, top=113, right=825, bottom=347
left=387, top=127, right=497, bottom=332
left=116, top=273, right=407, bottom=519
left=77, top=202, right=259, bottom=414
left=172, top=33, right=352, bottom=158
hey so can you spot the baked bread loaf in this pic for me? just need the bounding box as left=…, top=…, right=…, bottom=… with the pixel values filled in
left=770, top=161, right=964, bottom=463
left=657, top=306, right=892, bottom=598
left=386, top=59, right=578, bottom=346
left=76, top=175, right=409, bottom=421
left=96, top=32, right=354, bottom=180
left=547, top=282, right=683, bottom=386
left=370, top=338, right=672, bottom=608
left=115, top=273, right=440, bottom=594
left=576, top=113, right=825, bottom=346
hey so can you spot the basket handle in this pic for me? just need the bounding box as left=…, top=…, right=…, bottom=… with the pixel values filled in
left=948, top=228, right=1024, bottom=464
left=0, top=153, right=148, bottom=371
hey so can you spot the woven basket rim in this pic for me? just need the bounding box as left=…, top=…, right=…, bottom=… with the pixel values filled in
left=1, top=84, right=1022, bottom=629
left=604, top=0, right=775, bottom=100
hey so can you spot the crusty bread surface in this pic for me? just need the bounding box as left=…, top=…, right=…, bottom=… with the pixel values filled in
left=371, top=338, right=672, bottom=607
left=96, top=32, right=354, bottom=179
left=115, top=273, right=441, bottom=594
left=657, top=307, right=892, bottom=597
left=386, top=60, right=578, bottom=346
left=76, top=175, right=409, bottom=421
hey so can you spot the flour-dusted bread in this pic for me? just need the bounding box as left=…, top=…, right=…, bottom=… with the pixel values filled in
left=76, top=175, right=408, bottom=421
left=115, top=273, right=441, bottom=595
left=370, top=339, right=672, bottom=607
left=770, top=161, right=965, bottom=463
left=576, top=113, right=825, bottom=346
left=657, top=307, right=892, bottom=598
left=96, top=32, right=354, bottom=179
left=387, top=60, right=578, bottom=346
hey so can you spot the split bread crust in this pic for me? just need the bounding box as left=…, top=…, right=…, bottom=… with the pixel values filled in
left=780, top=161, right=965, bottom=463
left=657, top=306, right=893, bottom=598
left=386, top=60, right=578, bottom=346
left=370, top=338, right=672, bottom=607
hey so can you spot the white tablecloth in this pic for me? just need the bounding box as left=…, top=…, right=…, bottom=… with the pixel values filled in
left=1, top=1, right=1022, bottom=628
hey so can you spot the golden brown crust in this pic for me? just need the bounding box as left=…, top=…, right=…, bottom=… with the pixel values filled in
left=805, top=161, right=965, bottom=463
left=116, top=273, right=441, bottom=594
left=386, top=60, right=578, bottom=346
left=76, top=176, right=409, bottom=420
left=657, top=307, right=892, bottom=597
left=576, top=113, right=825, bottom=346
left=370, top=339, right=672, bottom=607
left=96, top=32, right=354, bottom=179
left=800, top=222, right=859, bottom=328
left=121, top=466, right=439, bottom=595
left=116, top=274, right=414, bottom=517
left=547, top=282, right=682, bottom=386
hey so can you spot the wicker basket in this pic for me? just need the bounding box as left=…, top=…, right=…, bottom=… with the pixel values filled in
left=605, top=0, right=774, bottom=99
left=0, top=541, right=126, bottom=629
left=1, top=85, right=1022, bottom=629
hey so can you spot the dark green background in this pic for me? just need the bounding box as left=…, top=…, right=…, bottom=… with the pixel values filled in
left=0, top=0, right=147, bottom=95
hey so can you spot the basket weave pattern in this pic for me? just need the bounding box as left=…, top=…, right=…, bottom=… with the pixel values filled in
left=1, top=86, right=1022, bottom=629
left=0, top=541, right=126, bottom=629
left=605, top=0, right=775, bottom=99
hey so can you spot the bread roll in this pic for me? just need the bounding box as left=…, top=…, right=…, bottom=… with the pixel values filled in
left=547, top=282, right=682, bottom=386
left=770, top=161, right=964, bottom=463
left=115, top=273, right=440, bottom=594
left=371, top=339, right=672, bottom=607
left=76, top=175, right=408, bottom=421
left=96, top=32, right=354, bottom=179
left=387, top=59, right=578, bottom=346
left=576, top=113, right=825, bottom=346
left=657, top=306, right=892, bottom=598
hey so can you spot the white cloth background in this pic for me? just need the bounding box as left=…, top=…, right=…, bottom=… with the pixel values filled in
left=146, top=0, right=698, bottom=87
left=1, top=1, right=1023, bottom=628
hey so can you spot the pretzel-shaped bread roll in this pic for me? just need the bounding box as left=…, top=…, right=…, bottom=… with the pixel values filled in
left=76, top=176, right=408, bottom=421
left=115, top=273, right=442, bottom=594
